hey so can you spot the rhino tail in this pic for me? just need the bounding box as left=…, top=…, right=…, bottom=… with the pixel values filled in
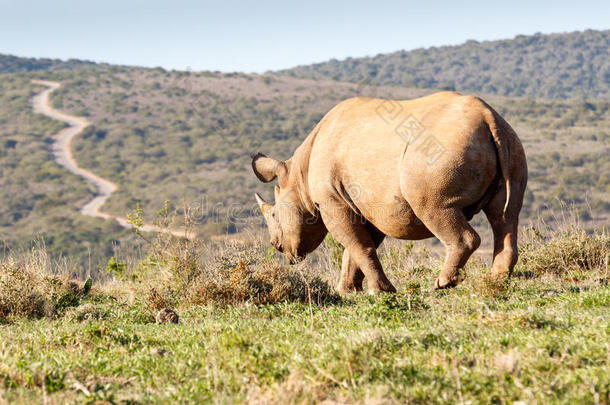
left=483, top=108, right=511, bottom=220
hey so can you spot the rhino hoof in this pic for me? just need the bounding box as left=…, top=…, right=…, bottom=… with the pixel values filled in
left=336, top=287, right=355, bottom=295
left=367, top=283, right=397, bottom=294
left=434, top=274, right=463, bottom=290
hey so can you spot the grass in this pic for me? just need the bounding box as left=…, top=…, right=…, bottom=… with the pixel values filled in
left=1, top=277, right=608, bottom=403
left=0, top=222, right=608, bottom=403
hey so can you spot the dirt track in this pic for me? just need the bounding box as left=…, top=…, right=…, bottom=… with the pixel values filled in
left=31, top=80, right=192, bottom=239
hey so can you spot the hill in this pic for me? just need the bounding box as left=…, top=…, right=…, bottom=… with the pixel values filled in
left=278, top=30, right=610, bottom=100
left=2, top=67, right=608, bottom=268
left=0, top=54, right=102, bottom=74
left=0, top=74, right=132, bottom=265
left=46, top=68, right=610, bottom=228
left=0, top=49, right=608, bottom=268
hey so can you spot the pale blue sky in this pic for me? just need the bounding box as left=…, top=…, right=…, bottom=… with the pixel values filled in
left=1, top=0, right=608, bottom=72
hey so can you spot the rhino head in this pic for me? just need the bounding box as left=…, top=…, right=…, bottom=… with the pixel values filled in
left=251, top=153, right=327, bottom=264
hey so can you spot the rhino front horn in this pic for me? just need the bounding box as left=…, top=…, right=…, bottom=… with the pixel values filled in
left=254, top=193, right=272, bottom=215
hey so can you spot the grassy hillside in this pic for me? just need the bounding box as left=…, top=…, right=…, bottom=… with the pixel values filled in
left=279, top=30, right=610, bottom=100
left=35, top=68, right=430, bottom=235
left=51, top=68, right=609, bottom=229
left=0, top=66, right=608, bottom=268
left=0, top=74, right=136, bottom=266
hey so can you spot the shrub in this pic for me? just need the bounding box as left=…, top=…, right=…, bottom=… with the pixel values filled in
left=517, top=227, right=609, bottom=276
left=139, top=239, right=339, bottom=308
left=128, top=206, right=339, bottom=308
left=187, top=258, right=338, bottom=306
left=0, top=249, right=91, bottom=322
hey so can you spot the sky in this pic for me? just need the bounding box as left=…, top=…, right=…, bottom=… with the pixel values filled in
left=1, top=0, right=608, bottom=73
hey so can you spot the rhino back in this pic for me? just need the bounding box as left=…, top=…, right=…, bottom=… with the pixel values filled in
left=306, top=93, right=498, bottom=238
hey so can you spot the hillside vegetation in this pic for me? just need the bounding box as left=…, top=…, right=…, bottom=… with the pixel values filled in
left=279, top=30, right=610, bottom=100
left=50, top=68, right=610, bottom=230
left=0, top=65, right=608, bottom=267
left=0, top=54, right=99, bottom=74
left=0, top=75, right=136, bottom=265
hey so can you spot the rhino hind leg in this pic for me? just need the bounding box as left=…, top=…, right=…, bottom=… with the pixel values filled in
left=484, top=186, right=521, bottom=279
left=417, top=207, right=481, bottom=289
left=321, top=205, right=396, bottom=294
left=337, top=226, right=385, bottom=294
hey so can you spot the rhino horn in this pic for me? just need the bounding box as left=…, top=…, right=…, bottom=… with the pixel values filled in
left=254, top=193, right=272, bottom=215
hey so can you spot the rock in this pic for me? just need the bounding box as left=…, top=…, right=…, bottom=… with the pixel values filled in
left=151, top=348, right=167, bottom=356
left=156, top=308, right=179, bottom=324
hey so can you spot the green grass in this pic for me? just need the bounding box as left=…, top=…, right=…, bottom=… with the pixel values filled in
left=0, top=278, right=608, bottom=403
left=1, top=226, right=608, bottom=403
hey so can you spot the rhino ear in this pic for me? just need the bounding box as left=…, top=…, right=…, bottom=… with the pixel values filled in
left=251, top=153, right=289, bottom=185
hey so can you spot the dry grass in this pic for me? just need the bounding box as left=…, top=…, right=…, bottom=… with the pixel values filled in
left=0, top=248, right=89, bottom=323
left=123, top=214, right=338, bottom=309
left=147, top=240, right=338, bottom=308
left=518, top=226, right=608, bottom=276
left=187, top=258, right=337, bottom=306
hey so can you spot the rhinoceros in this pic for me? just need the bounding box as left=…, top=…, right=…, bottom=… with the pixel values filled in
left=252, top=92, right=527, bottom=293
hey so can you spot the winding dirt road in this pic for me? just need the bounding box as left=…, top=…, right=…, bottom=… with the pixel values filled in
left=31, top=80, right=192, bottom=239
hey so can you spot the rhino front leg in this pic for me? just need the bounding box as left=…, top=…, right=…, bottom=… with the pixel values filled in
left=337, top=249, right=365, bottom=293
left=337, top=226, right=386, bottom=294
left=321, top=205, right=395, bottom=294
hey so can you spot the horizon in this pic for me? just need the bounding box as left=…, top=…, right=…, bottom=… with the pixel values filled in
left=1, top=0, right=609, bottom=73
left=3, top=28, right=607, bottom=74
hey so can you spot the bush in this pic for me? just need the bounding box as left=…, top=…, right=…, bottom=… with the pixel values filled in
left=126, top=207, right=339, bottom=308
left=139, top=238, right=339, bottom=308
left=187, top=258, right=338, bottom=306
left=517, top=227, right=609, bottom=276
left=0, top=249, right=91, bottom=322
